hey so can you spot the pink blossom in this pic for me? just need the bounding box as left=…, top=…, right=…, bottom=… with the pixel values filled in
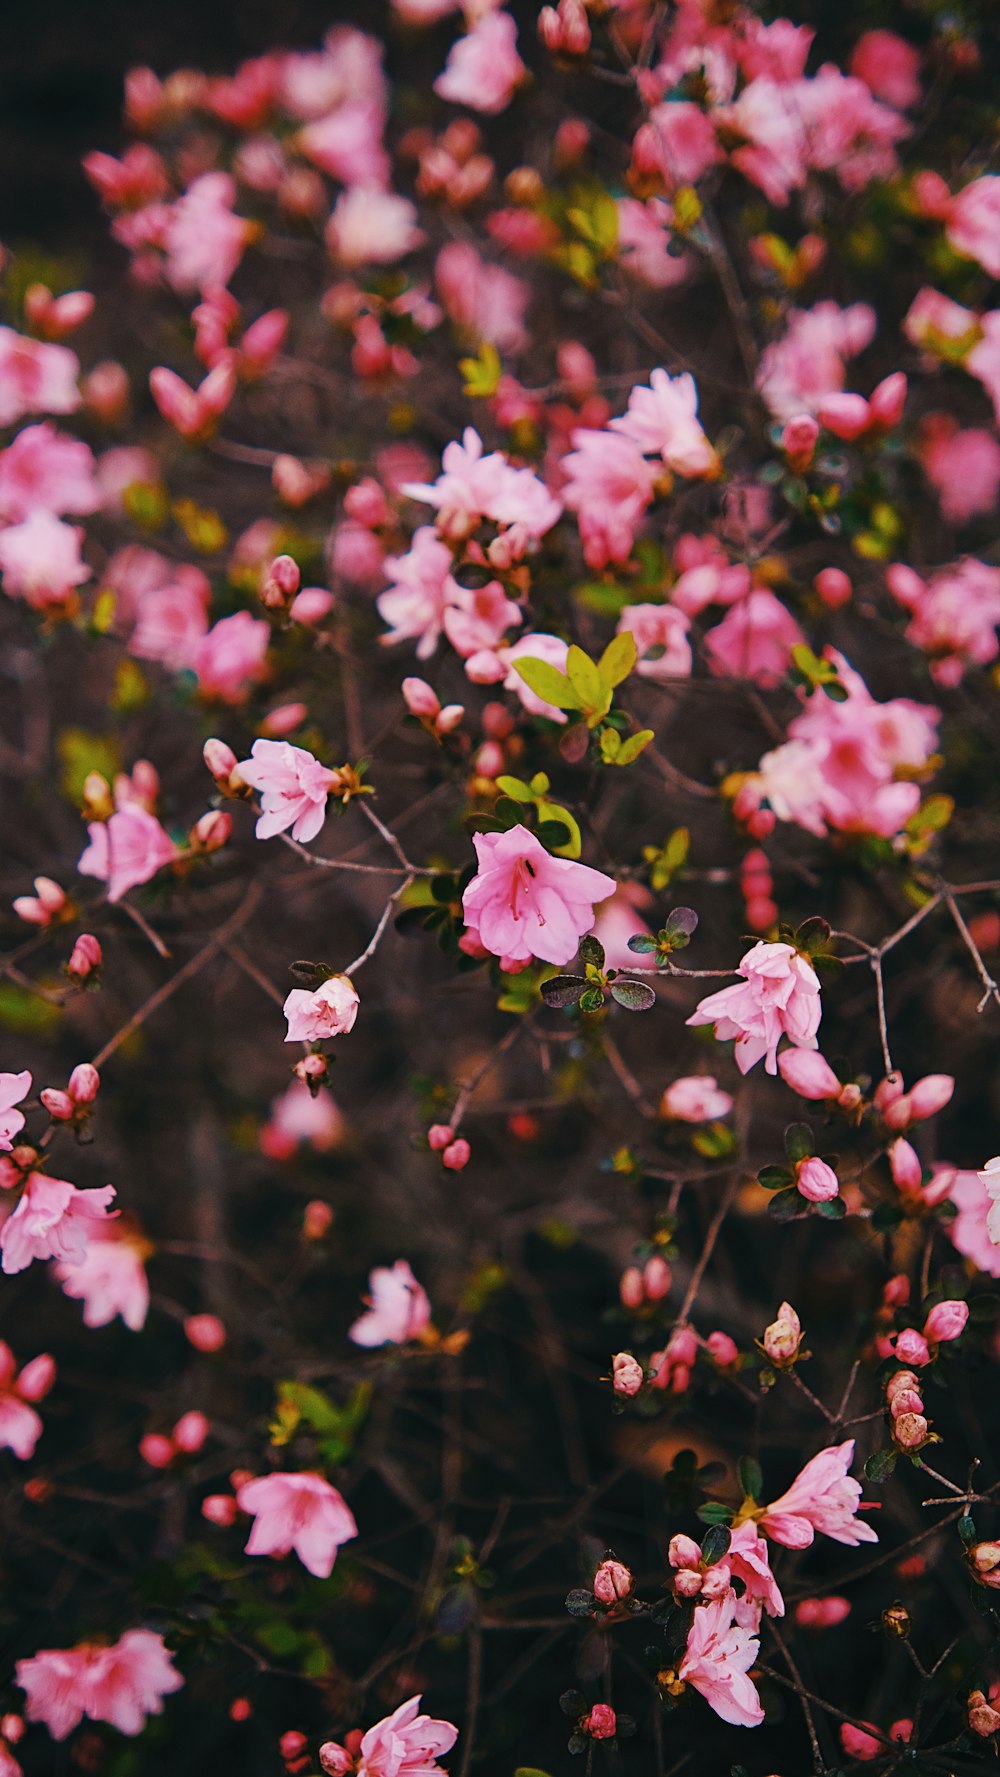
left=582, top=1704, right=616, bottom=1739
left=887, top=557, right=1000, bottom=685
left=298, top=100, right=390, bottom=188
left=777, top=1049, right=841, bottom=1101
left=687, top=940, right=821, bottom=1076
left=947, top=177, right=1000, bottom=281
left=284, top=975, right=360, bottom=1043
left=704, top=590, right=805, bottom=688
left=404, top=429, right=561, bottom=551
left=762, top=1302, right=802, bottom=1366
left=939, top=1166, right=1000, bottom=1278
left=918, top=416, right=1000, bottom=525
left=648, top=1325, right=697, bottom=1394
left=185, top=1313, right=227, bottom=1352
left=560, top=429, right=656, bottom=569
left=497, top=633, right=570, bottom=723
left=442, top=579, right=522, bottom=660
left=661, top=1076, right=733, bottom=1122
left=678, top=1591, right=764, bottom=1728
left=796, top=1156, right=839, bottom=1203
left=760, top=1439, right=878, bottom=1548
left=435, top=12, right=525, bottom=115
left=237, top=1471, right=358, bottom=1577
left=840, top=1723, right=883, bottom=1761
left=725, top=77, right=809, bottom=207
left=237, top=739, right=337, bottom=844
left=0, top=425, right=100, bottom=523
left=436, top=243, right=529, bottom=354
left=616, top=603, right=692, bottom=680
left=0, top=1344, right=55, bottom=1460
left=78, top=805, right=176, bottom=903
left=18, top=1631, right=182, bottom=1742
left=54, top=1225, right=150, bottom=1331
left=593, top=1558, right=632, bottom=1604
left=612, top=1352, right=644, bottom=1396
left=260, top=1082, right=344, bottom=1160
left=0, top=1073, right=31, bottom=1151
left=610, top=370, right=717, bottom=477
left=129, top=572, right=210, bottom=671
left=645, top=100, right=724, bottom=186
left=591, top=884, right=656, bottom=972
left=797, top=68, right=908, bottom=193
left=1, top=1174, right=117, bottom=1276
left=164, top=173, right=248, bottom=294
left=726, top=1519, right=785, bottom=1619
left=794, top=1595, right=851, bottom=1629
left=876, top=1070, right=954, bottom=1128
left=0, top=511, right=90, bottom=611
left=924, top=1299, right=968, bottom=1345
left=320, top=1694, right=458, bottom=1777
left=462, top=825, right=616, bottom=967
left=850, top=31, right=921, bottom=110
left=328, top=187, right=424, bottom=266
left=619, top=1254, right=671, bottom=1309
left=193, top=611, right=270, bottom=702
left=616, top=196, right=690, bottom=289
left=349, top=1260, right=431, bottom=1347
left=756, top=301, right=876, bottom=419
left=0, top=329, right=80, bottom=426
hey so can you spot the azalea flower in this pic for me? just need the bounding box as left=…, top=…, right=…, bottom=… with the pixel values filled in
left=1, top=1174, right=118, bottom=1276
left=759, top=1438, right=878, bottom=1548
left=283, top=975, right=360, bottom=1042
left=238, top=739, right=338, bottom=844
left=236, top=1470, right=358, bottom=1577
left=687, top=940, right=821, bottom=1076
left=17, top=1630, right=182, bottom=1741
left=349, top=1260, right=431, bottom=1347
left=0, top=1071, right=31, bottom=1151
left=678, top=1590, right=765, bottom=1728
left=54, top=1224, right=151, bottom=1331
left=78, top=805, right=176, bottom=903
left=320, top=1694, right=458, bottom=1777
left=610, top=369, right=718, bottom=476
left=461, top=824, right=616, bottom=967
left=0, top=1343, right=55, bottom=1460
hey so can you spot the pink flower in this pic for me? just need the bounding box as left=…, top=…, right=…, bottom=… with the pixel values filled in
left=1, top=1174, right=117, bottom=1276
left=404, top=429, right=560, bottom=551
left=0, top=1072, right=31, bottom=1151
left=0, top=424, right=100, bottom=523
left=54, top=1225, right=150, bottom=1331
left=762, top=1302, right=802, bottom=1365
left=616, top=196, right=691, bottom=289
left=644, top=101, right=724, bottom=187
left=349, top=1260, right=432, bottom=1347
left=610, top=370, right=717, bottom=476
left=283, top=975, right=360, bottom=1043
left=924, top=1299, right=969, bottom=1345
left=260, top=1081, right=344, bottom=1160
left=918, top=416, right=1000, bottom=525
left=616, top=603, right=692, bottom=680
left=648, top=1325, right=698, bottom=1394
left=795, top=1156, right=839, bottom=1203
left=378, top=529, right=455, bottom=659
left=78, top=805, right=176, bottom=903
left=320, top=1694, right=458, bottom=1777
left=938, top=1166, right=1000, bottom=1278
left=328, top=187, right=424, bottom=266
left=237, top=1471, right=358, bottom=1577
left=591, top=884, right=656, bottom=972
left=757, top=301, right=876, bottom=419
left=947, top=176, right=1000, bottom=281
left=0, top=329, right=80, bottom=427
left=661, top=1076, right=733, bottom=1122
left=850, top=31, right=920, bottom=110
left=759, top=1439, right=878, bottom=1548
left=794, top=1595, right=851, bottom=1629
left=840, top=1723, right=882, bottom=1762
left=436, top=243, right=528, bottom=354
left=687, top=940, right=821, bottom=1076
left=678, top=1591, right=764, bottom=1728
left=612, top=1352, right=644, bottom=1396
left=442, top=579, right=522, bottom=660
left=434, top=12, right=525, bottom=115
left=0, top=511, right=91, bottom=611
left=704, top=591, right=805, bottom=688
left=593, top=1558, right=633, bottom=1605
left=164, top=172, right=247, bottom=294
left=560, top=429, right=656, bottom=569
left=17, top=1631, right=182, bottom=1741
left=726, top=1519, right=785, bottom=1620
left=462, top=825, right=616, bottom=967
left=887, top=558, right=1000, bottom=686
left=237, top=739, right=337, bottom=844
left=193, top=611, right=270, bottom=702
left=582, top=1704, right=616, bottom=1740
left=0, top=1343, right=55, bottom=1460
left=777, top=1049, right=843, bottom=1101
left=129, top=574, right=210, bottom=671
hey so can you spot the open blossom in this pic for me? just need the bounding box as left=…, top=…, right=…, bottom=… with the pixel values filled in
left=17, top=1631, right=182, bottom=1741
left=0, top=328, right=80, bottom=427
left=704, top=590, right=805, bottom=688
left=164, top=172, right=248, bottom=294
left=756, top=301, right=876, bottom=419
left=461, top=825, right=616, bottom=967
left=193, top=611, right=270, bottom=702
left=616, top=603, right=692, bottom=680
left=1, top=1174, right=118, bottom=1276
left=328, top=186, right=424, bottom=266
left=436, top=243, right=528, bottom=354
left=349, top=1260, right=432, bottom=1347
left=946, top=176, right=1000, bottom=281
left=236, top=1471, right=358, bottom=1578
left=54, top=1224, right=151, bottom=1331
left=78, top=805, right=176, bottom=903
left=661, top=1076, right=733, bottom=1122
left=320, top=1695, right=458, bottom=1777
left=610, top=370, right=717, bottom=476
left=237, top=739, right=337, bottom=844
left=378, top=529, right=454, bottom=659
left=283, top=975, right=360, bottom=1043
left=759, top=1439, right=878, bottom=1548
left=936, top=1166, right=1000, bottom=1277
left=434, top=11, right=525, bottom=115
left=0, top=1344, right=55, bottom=1460
left=887, top=558, right=1000, bottom=687
left=0, top=1072, right=31, bottom=1151
left=687, top=940, right=821, bottom=1076
left=561, top=429, right=656, bottom=569
left=918, top=415, right=1000, bottom=525
left=260, top=1081, right=344, bottom=1160
left=0, top=424, right=101, bottom=523
left=0, top=511, right=91, bottom=610
left=404, top=429, right=561, bottom=552
left=678, top=1591, right=764, bottom=1729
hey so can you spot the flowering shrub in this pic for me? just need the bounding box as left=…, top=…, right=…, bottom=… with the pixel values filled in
left=4, top=1, right=1000, bottom=1771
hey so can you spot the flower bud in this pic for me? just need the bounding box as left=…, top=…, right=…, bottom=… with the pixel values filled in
left=203, top=737, right=243, bottom=793
left=815, top=567, right=852, bottom=610
left=619, top=1266, right=644, bottom=1310
left=403, top=677, right=441, bottom=720
left=923, top=1299, right=968, bottom=1344
left=202, top=1493, right=237, bottom=1528
left=593, top=1558, right=633, bottom=1605
left=888, top=1388, right=924, bottom=1419
left=673, top=1568, right=703, bottom=1598
left=428, top=1123, right=454, bottom=1152
left=971, top=1542, right=1000, bottom=1584
left=612, top=1352, right=643, bottom=1397
left=706, top=1330, right=739, bottom=1367
left=280, top=1731, right=308, bottom=1760
left=13, top=876, right=69, bottom=926
left=83, top=359, right=130, bottom=422
left=781, top=413, right=819, bottom=473
left=303, top=1199, right=334, bottom=1240
left=795, top=1156, right=839, bottom=1202
left=794, top=1595, right=851, bottom=1628
left=294, top=1053, right=328, bottom=1091
left=907, top=1074, right=955, bottom=1120
left=0, top=1715, right=24, bottom=1744
left=889, top=1138, right=922, bottom=1194
left=763, top=1301, right=802, bottom=1365
left=885, top=1368, right=921, bottom=1404
left=582, top=1704, right=616, bottom=1740
left=173, top=1410, right=209, bottom=1454
left=230, top=1697, right=253, bottom=1721
left=185, top=1313, right=227, bottom=1352
left=442, top=1138, right=471, bottom=1171
left=68, top=1063, right=100, bottom=1105
left=261, top=704, right=308, bottom=739
left=190, top=810, right=233, bottom=853
left=39, top=1089, right=74, bottom=1121
left=82, top=772, right=114, bottom=822
left=892, top=1412, right=929, bottom=1450
left=140, top=1433, right=175, bottom=1469
left=968, top=1691, right=1000, bottom=1737
left=894, top=1328, right=931, bottom=1366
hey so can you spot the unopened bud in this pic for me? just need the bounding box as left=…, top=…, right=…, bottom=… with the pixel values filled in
left=612, top=1352, right=643, bottom=1397
left=173, top=1410, right=209, bottom=1454
left=762, top=1301, right=801, bottom=1366
left=442, top=1138, right=471, bottom=1171
left=303, top=1199, right=334, bottom=1240
left=593, top=1558, right=633, bottom=1605
left=81, top=772, right=114, bottom=822
left=968, top=1691, right=1000, bottom=1737
left=427, top=1123, right=454, bottom=1152
left=294, top=1053, right=328, bottom=1091
left=68, top=1063, right=100, bottom=1105
left=190, top=809, right=233, bottom=853
left=185, top=1313, right=227, bottom=1352
left=67, top=933, right=102, bottom=982
left=202, top=1492, right=237, bottom=1527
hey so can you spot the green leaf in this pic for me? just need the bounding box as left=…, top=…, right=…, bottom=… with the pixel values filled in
left=540, top=975, right=586, bottom=1009
left=599, top=727, right=622, bottom=763
left=459, top=341, right=502, bottom=398
left=701, top=1524, right=732, bottom=1566
left=565, top=1588, right=595, bottom=1618
left=536, top=819, right=574, bottom=851
left=784, top=1122, right=814, bottom=1163
left=627, top=934, right=659, bottom=955
left=512, top=656, right=581, bottom=710
left=738, top=1455, right=763, bottom=1500
left=814, top=1195, right=846, bottom=1219
left=696, top=1501, right=734, bottom=1526
left=598, top=629, right=637, bottom=688
left=579, top=935, right=605, bottom=969
left=865, top=1447, right=897, bottom=1483
left=575, top=580, right=631, bottom=618
left=958, top=1514, right=978, bottom=1546
left=758, top=1165, right=793, bottom=1191
left=579, top=987, right=605, bottom=1013
left=614, top=729, right=654, bottom=766
left=565, top=644, right=603, bottom=709
left=495, top=775, right=535, bottom=803
left=768, top=1187, right=802, bottom=1221
left=610, top=979, right=656, bottom=1011
left=665, top=907, right=698, bottom=940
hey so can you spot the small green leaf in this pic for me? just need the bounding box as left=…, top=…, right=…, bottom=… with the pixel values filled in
left=610, top=979, right=657, bottom=1011
left=579, top=935, right=605, bottom=969
left=627, top=934, right=659, bottom=955
left=696, top=1501, right=734, bottom=1526
left=494, top=775, right=535, bottom=803
left=701, top=1524, right=732, bottom=1566
left=599, top=727, right=622, bottom=763
left=958, top=1514, right=978, bottom=1546
left=512, top=657, right=582, bottom=710
left=784, top=1122, right=814, bottom=1163
left=768, top=1187, right=802, bottom=1221
left=614, top=729, right=654, bottom=766
left=758, top=1165, right=793, bottom=1191
left=814, top=1195, right=846, bottom=1219
left=565, top=644, right=603, bottom=708
left=579, top=987, right=605, bottom=1013
left=865, top=1447, right=898, bottom=1483
left=540, top=975, right=587, bottom=1009
left=598, top=629, right=637, bottom=688
left=737, top=1455, right=763, bottom=1500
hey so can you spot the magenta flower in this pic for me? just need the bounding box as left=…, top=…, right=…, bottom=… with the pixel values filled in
left=349, top=1260, right=432, bottom=1347
left=462, top=825, right=616, bottom=968
left=78, top=805, right=176, bottom=903
left=0, top=1342, right=55, bottom=1461
left=759, top=1439, right=878, bottom=1549
left=1, top=1174, right=118, bottom=1276
left=320, top=1694, right=458, bottom=1777
left=236, top=1471, right=358, bottom=1578
left=17, top=1630, right=182, bottom=1742
left=678, top=1591, right=764, bottom=1728
left=0, top=1071, right=31, bottom=1151
left=687, top=940, right=821, bottom=1076
left=283, top=975, right=360, bottom=1043
left=237, top=739, right=338, bottom=845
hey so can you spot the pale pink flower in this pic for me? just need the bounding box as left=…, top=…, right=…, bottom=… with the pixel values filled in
left=193, top=611, right=270, bottom=702
left=661, top=1076, right=733, bottom=1122
left=616, top=196, right=691, bottom=290
left=0, top=1073, right=31, bottom=1151
left=283, top=975, right=360, bottom=1043
left=703, top=590, right=805, bottom=688
left=887, top=557, right=1000, bottom=686
left=320, top=1694, right=458, bottom=1777
left=678, top=1591, right=764, bottom=1728
left=903, top=286, right=980, bottom=356
left=0, top=1343, right=55, bottom=1460
left=462, top=824, right=616, bottom=967
left=725, top=77, right=809, bottom=206
left=918, top=416, right=1000, bottom=525
left=78, top=805, right=176, bottom=903
left=725, top=1519, right=785, bottom=1620
left=54, top=1225, right=150, bottom=1331
left=18, top=1631, right=182, bottom=1741
left=1, top=1174, right=117, bottom=1276
left=0, top=425, right=100, bottom=523
left=442, top=579, right=522, bottom=659
left=237, top=739, right=337, bottom=844
left=938, top=1166, right=1000, bottom=1278
left=756, top=301, right=876, bottom=420
left=797, top=68, right=908, bottom=193
left=616, top=603, right=692, bottom=681
left=164, top=172, right=247, bottom=294
left=260, top=1082, right=344, bottom=1160
left=978, top=1155, right=1000, bottom=1248
left=644, top=101, right=724, bottom=187
left=612, top=1352, right=644, bottom=1396
left=687, top=940, right=821, bottom=1076
left=327, top=187, right=424, bottom=266
left=349, top=1260, right=432, bottom=1347
left=237, top=1471, right=358, bottom=1577
left=404, top=429, right=561, bottom=549
left=610, top=370, right=717, bottom=476
left=129, top=574, right=209, bottom=671
left=0, top=511, right=90, bottom=611
left=434, top=11, right=525, bottom=115
left=760, top=1438, right=878, bottom=1548
left=298, top=100, right=390, bottom=187
left=561, top=429, right=656, bottom=569
left=794, top=1595, right=851, bottom=1629
left=16, top=1648, right=91, bottom=1741
left=947, top=177, right=1000, bottom=281
left=0, top=329, right=80, bottom=427
left=435, top=243, right=529, bottom=354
